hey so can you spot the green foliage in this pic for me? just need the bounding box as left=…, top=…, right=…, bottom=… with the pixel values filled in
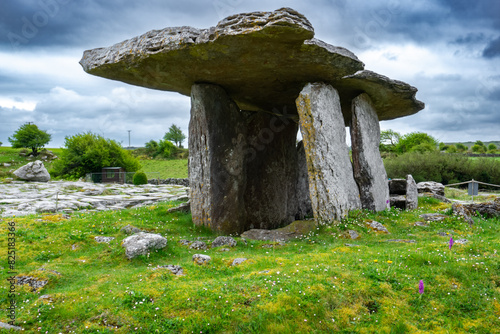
left=50, top=132, right=140, bottom=179
left=472, top=144, right=486, bottom=153
left=163, top=124, right=186, bottom=148
left=395, top=132, right=438, bottom=154
left=445, top=144, right=457, bottom=153
left=455, top=143, right=467, bottom=152
left=132, top=171, right=148, bottom=185
left=139, top=159, right=188, bottom=178
left=158, top=139, right=177, bottom=158
left=379, top=129, right=401, bottom=153
left=144, top=140, right=159, bottom=157
left=384, top=151, right=500, bottom=185
left=487, top=143, right=497, bottom=152
left=8, top=123, right=51, bottom=156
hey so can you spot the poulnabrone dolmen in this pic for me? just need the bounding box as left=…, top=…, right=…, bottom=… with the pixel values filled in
left=80, top=8, right=424, bottom=234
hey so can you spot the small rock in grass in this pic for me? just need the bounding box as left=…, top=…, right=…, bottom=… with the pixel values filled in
left=347, top=230, right=360, bottom=239
left=231, top=258, right=248, bottom=266
left=189, top=241, right=208, bottom=250
left=155, top=265, right=184, bottom=276
left=345, top=243, right=360, bottom=247
left=386, top=239, right=416, bottom=243
left=366, top=220, right=390, bottom=234
left=179, top=239, right=191, bottom=246
left=121, top=224, right=141, bottom=234
left=211, top=236, right=237, bottom=248
left=455, top=239, right=468, bottom=245
left=122, top=232, right=167, bottom=259
left=419, top=213, right=447, bottom=222
left=0, top=322, right=22, bottom=331
left=95, top=236, right=115, bottom=243
left=15, top=276, right=48, bottom=291
left=414, top=221, right=429, bottom=227
left=219, top=248, right=231, bottom=252
left=437, top=232, right=450, bottom=237
left=193, top=254, right=211, bottom=265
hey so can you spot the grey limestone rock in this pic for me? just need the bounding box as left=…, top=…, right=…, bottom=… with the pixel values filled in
left=155, top=265, right=184, bottom=276
left=347, top=230, right=360, bottom=240
left=296, top=140, right=313, bottom=219
left=296, top=83, right=361, bottom=223
left=406, top=175, right=418, bottom=210
left=0, top=322, right=22, bottom=331
left=367, top=220, right=389, bottom=234
left=417, top=181, right=445, bottom=196
left=189, top=241, right=208, bottom=250
left=414, top=221, right=429, bottom=227
left=121, top=224, right=141, bottom=234
left=193, top=254, right=211, bottom=265
left=122, top=232, right=167, bottom=259
left=211, top=236, right=237, bottom=248
left=231, top=258, right=248, bottom=266
left=94, top=236, right=115, bottom=243
left=13, top=160, right=50, bottom=182
left=350, top=93, right=390, bottom=212
left=166, top=201, right=190, bottom=213
left=15, top=276, right=48, bottom=291
left=420, top=213, right=448, bottom=222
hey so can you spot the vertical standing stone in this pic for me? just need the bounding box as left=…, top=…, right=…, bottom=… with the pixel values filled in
left=350, top=93, right=390, bottom=211
left=244, top=112, right=299, bottom=229
left=296, top=140, right=313, bottom=219
left=296, top=83, right=361, bottom=223
left=189, top=84, right=248, bottom=234
left=406, top=174, right=418, bottom=210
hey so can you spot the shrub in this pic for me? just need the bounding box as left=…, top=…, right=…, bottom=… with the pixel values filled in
left=51, top=132, right=141, bottom=179
left=395, top=132, right=438, bottom=154
left=471, top=144, right=486, bottom=153
left=384, top=151, right=500, bottom=186
left=455, top=143, right=467, bottom=152
left=158, top=140, right=177, bottom=159
left=133, top=171, right=148, bottom=185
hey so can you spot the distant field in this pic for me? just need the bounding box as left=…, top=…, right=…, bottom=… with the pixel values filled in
left=139, top=159, right=188, bottom=179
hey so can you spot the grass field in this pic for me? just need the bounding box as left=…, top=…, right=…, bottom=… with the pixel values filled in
left=139, top=159, right=188, bottom=179
left=0, top=196, right=499, bottom=333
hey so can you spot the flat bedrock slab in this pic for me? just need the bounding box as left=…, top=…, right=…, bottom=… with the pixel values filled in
left=417, top=181, right=445, bottom=196
left=241, top=219, right=317, bottom=241
left=13, top=160, right=50, bottom=182
left=80, top=8, right=423, bottom=120
left=350, top=93, right=390, bottom=211
left=296, top=83, right=361, bottom=222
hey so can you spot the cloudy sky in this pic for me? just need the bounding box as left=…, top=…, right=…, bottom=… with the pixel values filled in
left=1, top=0, right=499, bottom=148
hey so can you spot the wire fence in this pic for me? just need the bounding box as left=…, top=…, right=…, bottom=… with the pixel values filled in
left=85, top=172, right=161, bottom=184
left=445, top=179, right=500, bottom=200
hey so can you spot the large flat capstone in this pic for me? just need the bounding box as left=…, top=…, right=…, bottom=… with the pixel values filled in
left=80, top=7, right=423, bottom=119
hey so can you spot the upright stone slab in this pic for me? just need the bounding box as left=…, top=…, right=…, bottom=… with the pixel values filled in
left=350, top=93, right=390, bottom=211
left=189, top=84, right=248, bottom=234
left=296, top=83, right=361, bottom=223
left=244, top=112, right=299, bottom=230
left=296, top=140, right=313, bottom=219
left=406, top=175, right=418, bottom=210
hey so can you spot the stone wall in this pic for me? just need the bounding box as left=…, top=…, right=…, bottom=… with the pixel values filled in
left=147, top=178, right=189, bottom=187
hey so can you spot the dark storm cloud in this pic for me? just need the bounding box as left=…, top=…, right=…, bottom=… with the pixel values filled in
left=483, top=36, right=500, bottom=58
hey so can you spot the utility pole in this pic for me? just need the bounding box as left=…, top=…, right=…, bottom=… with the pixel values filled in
left=127, top=130, right=131, bottom=148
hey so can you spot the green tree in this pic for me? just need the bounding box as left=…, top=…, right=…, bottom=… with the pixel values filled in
left=472, top=144, right=486, bottom=153
left=163, top=124, right=186, bottom=148
left=475, top=140, right=486, bottom=148
left=145, top=140, right=159, bottom=157
left=8, top=123, right=51, bottom=156
left=158, top=139, right=177, bottom=158
left=379, top=129, right=401, bottom=153
left=446, top=144, right=458, bottom=153
left=0, top=141, right=2, bottom=146
left=487, top=143, right=497, bottom=152
left=456, top=143, right=467, bottom=152
left=395, top=132, right=438, bottom=154
left=51, top=132, right=140, bottom=179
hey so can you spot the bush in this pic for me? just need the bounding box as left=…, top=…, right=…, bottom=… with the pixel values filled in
left=158, top=140, right=177, bottom=159
left=384, top=151, right=500, bottom=186
left=456, top=143, right=467, bottom=152
left=51, top=132, right=141, bottom=179
left=133, top=171, right=148, bottom=185
left=395, top=132, right=438, bottom=154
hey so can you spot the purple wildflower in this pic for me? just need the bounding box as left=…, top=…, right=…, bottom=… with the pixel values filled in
left=449, top=237, right=454, bottom=250
left=418, top=280, right=424, bottom=294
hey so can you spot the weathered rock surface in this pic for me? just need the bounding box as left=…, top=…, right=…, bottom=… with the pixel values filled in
left=121, top=225, right=141, bottom=234
left=296, top=83, right=361, bottom=222
left=453, top=198, right=500, bottom=220
left=350, top=93, right=389, bottom=211
left=189, top=241, right=208, bottom=250
left=366, top=220, right=389, bottom=233
left=211, top=236, right=237, bottom=248
left=241, top=219, right=316, bottom=241
left=0, top=322, right=22, bottom=331
left=166, top=201, right=190, bottom=213
left=347, top=230, right=360, bottom=240
left=0, top=181, right=189, bottom=217
left=94, top=236, right=115, bottom=243
left=296, top=140, right=313, bottom=219
left=417, top=181, right=445, bottom=196
left=189, top=84, right=248, bottom=233
left=193, top=254, right=211, bottom=265
left=451, top=203, right=475, bottom=225
left=231, top=258, right=248, bottom=266
left=15, top=276, right=48, bottom=291
left=406, top=175, right=418, bottom=210
left=153, top=265, right=184, bottom=276
left=420, top=213, right=448, bottom=222
left=13, top=161, right=50, bottom=182
left=122, top=232, right=167, bottom=259
left=80, top=8, right=423, bottom=120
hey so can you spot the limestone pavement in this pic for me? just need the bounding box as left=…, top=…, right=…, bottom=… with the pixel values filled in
left=0, top=181, right=189, bottom=218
